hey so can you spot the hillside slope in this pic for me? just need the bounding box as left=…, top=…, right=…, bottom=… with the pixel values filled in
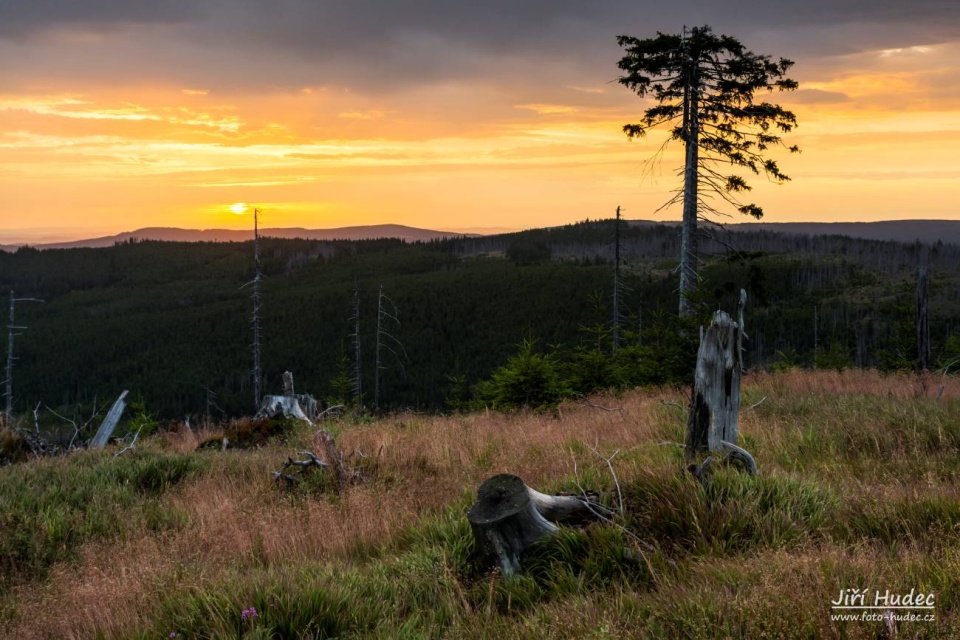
left=1, top=221, right=959, bottom=418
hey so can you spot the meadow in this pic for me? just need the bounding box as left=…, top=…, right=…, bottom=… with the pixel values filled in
left=2, top=369, right=959, bottom=639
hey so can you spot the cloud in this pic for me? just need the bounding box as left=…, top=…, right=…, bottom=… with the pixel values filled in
left=2, top=0, right=958, bottom=97
left=337, top=110, right=394, bottom=120
left=0, top=0, right=198, bottom=38
left=787, top=89, right=852, bottom=104
left=515, top=104, right=579, bottom=115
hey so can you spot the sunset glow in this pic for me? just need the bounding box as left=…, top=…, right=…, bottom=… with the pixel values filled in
left=1, top=2, right=958, bottom=243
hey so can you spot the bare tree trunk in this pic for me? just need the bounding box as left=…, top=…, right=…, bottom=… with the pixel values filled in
left=351, top=281, right=362, bottom=410
left=918, top=265, right=930, bottom=372
left=4, top=291, right=43, bottom=423
left=679, top=50, right=700, bottom=317
left=813, top=305, right=819, bottom=367
left=4, top=291, right=13, bottom=422
left=373, top=286, right=404, bottom=414
left=687, top=290, right=746, bottom=456
left=252, top=208, right=263, bottom=410
left=375, top=284, right=382, bottom=411
left=613, top=205, right=621, bottom=351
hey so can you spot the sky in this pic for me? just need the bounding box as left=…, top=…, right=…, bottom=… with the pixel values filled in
left=1, top=1, right=959, bottom=243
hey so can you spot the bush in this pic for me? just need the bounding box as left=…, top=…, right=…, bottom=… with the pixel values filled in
left=476, top=340, right=572, bottom=409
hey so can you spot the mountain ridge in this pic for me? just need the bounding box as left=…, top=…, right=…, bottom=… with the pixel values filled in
left=0, top=224, right=475, bottom=251
left=2, top=219, right=958, bottom=252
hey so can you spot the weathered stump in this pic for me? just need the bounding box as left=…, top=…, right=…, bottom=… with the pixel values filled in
left=686, top=290, right=758, bottom=478
left=256, top=395, right=314, bottom=424
left=467, top=474, right=599, bottom=576
left=687, top=290, right=746, bottom=456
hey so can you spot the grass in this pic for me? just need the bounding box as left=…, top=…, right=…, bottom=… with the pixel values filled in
left=1, top=369, right=959, bottom=638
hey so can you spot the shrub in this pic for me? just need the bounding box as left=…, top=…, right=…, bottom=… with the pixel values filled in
left=477, top=340, right=572, bottom=410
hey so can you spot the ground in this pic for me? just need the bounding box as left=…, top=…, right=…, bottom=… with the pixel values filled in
left=1, top=369, right=958, bottom=639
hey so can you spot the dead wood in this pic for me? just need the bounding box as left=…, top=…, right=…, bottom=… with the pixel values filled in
left=273, top=429, right=367, bottom=490
left=256, top=395, right=314, bottom=424
left=90, top=390, right=129, bottom=449
left=687, top=441, right=757, bottom=484
left=467, top=474, right=602, bottom=576
left=686, top=289, right=758, bottom=475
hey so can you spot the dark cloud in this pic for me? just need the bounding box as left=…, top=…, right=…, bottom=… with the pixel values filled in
left=0, top=0, right=198, bottom=37
left=1, top=0, right=958, bottom=94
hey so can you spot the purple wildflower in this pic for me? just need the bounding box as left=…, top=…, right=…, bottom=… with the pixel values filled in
left=241, top=607, right=259, bottom=622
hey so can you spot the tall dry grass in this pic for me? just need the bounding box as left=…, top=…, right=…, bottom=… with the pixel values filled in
left=6, top=391, right=671, bottom=638
left=4, top=369, right=959, bottom=638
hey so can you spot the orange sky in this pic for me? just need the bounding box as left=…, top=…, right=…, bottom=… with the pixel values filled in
left=1, top=3, right=958, bottom=243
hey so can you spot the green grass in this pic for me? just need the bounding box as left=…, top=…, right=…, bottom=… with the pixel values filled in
left=3, top=372, right=960, bottom=638
left=0, top=449, right=205, bottom=586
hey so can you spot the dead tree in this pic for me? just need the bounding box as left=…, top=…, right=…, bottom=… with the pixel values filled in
left=612, top=205, right=622, bottom=352
left=686, top=289, right=756, bottom=474
left=374, top=284, right=406, bottom=412
left=918, top=265, right=930, bottom=372
left=467, top=474, right=601, bottom=576
left=350, top=281, right=363, bottom=410
left=257, top=395, right=314, bottom=424
left=252, top=208, right=263, bottom=410
left=256, top=372, right=319, bottom=423
left=90, top=390, right=129, bottom=449
left=4, top=291, right=44, bottom=422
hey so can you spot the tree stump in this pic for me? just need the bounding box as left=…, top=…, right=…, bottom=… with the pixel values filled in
left=687, top=290, right=746, bottom=456
left=467, top=474, right=599, bottom=576
left=256, top=395, right=314, bottom=424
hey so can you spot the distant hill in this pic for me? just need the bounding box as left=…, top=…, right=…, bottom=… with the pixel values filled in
left=0, top=224, right=474, bottom=251
left=624, top=219, right=960, bottom=246
left=3, top=219, right=958, bottom=253
left=727, top=220, right=960, bottom=247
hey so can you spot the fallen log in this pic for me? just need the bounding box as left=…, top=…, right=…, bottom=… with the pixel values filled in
left=467, top=474, right=600, bottom=576
left=90, top=390, right=129, bottom=450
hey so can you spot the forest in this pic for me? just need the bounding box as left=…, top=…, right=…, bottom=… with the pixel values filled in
left=1, top=219, right=958, bottom=423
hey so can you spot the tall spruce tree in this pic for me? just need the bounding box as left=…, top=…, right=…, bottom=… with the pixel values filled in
left=617, top=25, right=799, bottom=315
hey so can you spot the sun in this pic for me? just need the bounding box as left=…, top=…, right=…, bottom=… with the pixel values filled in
left=229, top=202, right=249, bottom=215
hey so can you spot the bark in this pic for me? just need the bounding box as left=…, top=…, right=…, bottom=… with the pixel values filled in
left=256, top=395, right=314, bottom=424
left=679, top=66, right=700, bottom=316
left=5, top=291, right=13, bottom=421
left=468, top=474, right=599, bottom=576
left=613, top=205, right=621, bottom=350
left=918, top=265, right=930, bottom=372
left=687, top=291, right=746, bottom=456
left=252, top=209, right=262, bottom=410
left=688, top=441, right=757, bottom=484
